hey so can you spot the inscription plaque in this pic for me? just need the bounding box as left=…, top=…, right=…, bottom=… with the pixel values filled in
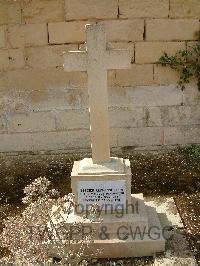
left=77, top=180, right=126, bottom=210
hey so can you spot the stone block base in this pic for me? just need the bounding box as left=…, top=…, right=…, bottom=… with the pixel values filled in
left=50, top=194, right=165, bottom=258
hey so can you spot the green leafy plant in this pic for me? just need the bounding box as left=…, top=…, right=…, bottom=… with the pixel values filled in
left=178, top=144, right=200, bottom=157
left=158, top=40, right=200, bottom=91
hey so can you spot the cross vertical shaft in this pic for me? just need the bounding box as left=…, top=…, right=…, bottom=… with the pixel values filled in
left=63, top=23, right=131, bottom=165
left=86, top=25, right=110, bottom=163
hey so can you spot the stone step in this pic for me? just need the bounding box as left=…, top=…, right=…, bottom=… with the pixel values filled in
left=55, top=194, right=149, bottom=235
left=49, top=194, right=165, bottom=258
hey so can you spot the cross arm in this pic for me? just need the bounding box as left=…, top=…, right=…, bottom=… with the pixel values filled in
left=63, top=51, right=87, bottom=72
left=106, top=49, right=131, bottom=70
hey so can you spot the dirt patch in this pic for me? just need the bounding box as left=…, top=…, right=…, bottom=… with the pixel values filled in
left=0, top=202, right=24, bottom=260
left=0, top=154, right=76, bottom=202
left=130, top=152, right=200, bottom=196
left=175, top=192, right=200, bottom=265
left=0, top=150, right=199, bottom=202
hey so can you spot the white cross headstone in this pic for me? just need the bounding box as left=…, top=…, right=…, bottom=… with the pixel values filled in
left=64, top=24, right=131, bottom=164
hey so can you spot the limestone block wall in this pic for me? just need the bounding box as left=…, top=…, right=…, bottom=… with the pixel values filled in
left=0, top=0, right=200, bottom=153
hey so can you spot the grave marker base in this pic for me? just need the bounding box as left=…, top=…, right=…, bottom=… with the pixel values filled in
left=50, top=158, right=165, bottom=258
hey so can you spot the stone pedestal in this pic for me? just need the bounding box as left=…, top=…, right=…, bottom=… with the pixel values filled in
left=71, top=157, right=132, bottom=213
left=50, top=157, right=165, bottom=258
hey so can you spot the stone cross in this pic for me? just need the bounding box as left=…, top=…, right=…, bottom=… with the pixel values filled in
left=64, top=24, right=131, bottom=164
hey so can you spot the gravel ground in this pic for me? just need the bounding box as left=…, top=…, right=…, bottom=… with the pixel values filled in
left=175, top=193, right=200, bottom=265
left=0, top=149, right=199, bottom=265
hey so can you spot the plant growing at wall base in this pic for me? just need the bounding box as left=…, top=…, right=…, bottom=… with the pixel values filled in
left=158, top=42, right=200, bottom=91
left=178, top=144, right=200, bottom=157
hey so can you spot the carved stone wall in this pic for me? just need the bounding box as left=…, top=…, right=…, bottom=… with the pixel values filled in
left=0, top=0, right=199, bottom=153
